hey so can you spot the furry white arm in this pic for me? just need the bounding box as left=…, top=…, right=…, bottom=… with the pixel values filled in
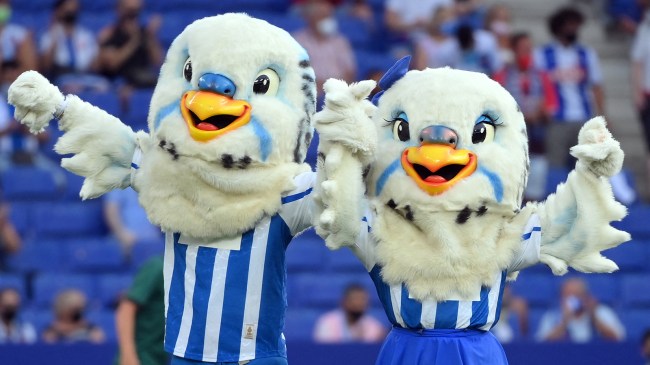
left=8, top=71, right=145, bottom=199
left=313, top=79, right=377, bottom=250
left=531, top=117, right=630, bottom=275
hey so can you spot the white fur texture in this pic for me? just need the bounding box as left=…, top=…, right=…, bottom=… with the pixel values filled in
left=313, top=79, right=377, bottom=249
left=526, top=117, right=630, bottom=275
left=8, top=71, right=138, bottom=199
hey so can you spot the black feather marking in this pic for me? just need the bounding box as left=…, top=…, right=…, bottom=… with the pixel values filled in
left=476, top=205, right=488, bottom=216
left=387, top=199, right=397, bottom=209
left=159, top=140, right=167, bottom=148
left=456, top=206, right=472, bottom=224
left=299, top=60, right=311, bottom=68
left=516, top=103, right=521, bottom=113
left=221, top=154, right=234, bottom=169
left=293, top=117, right=309, bottom=163
left=404, top=205, right=414, bottom=221
left=237, top=156, right=251, bottom=169
left=362, top=165, right=370, bottom=179
left=305, top=131, right=312, bottom=146
left=302, top=74, right=314, bottom=83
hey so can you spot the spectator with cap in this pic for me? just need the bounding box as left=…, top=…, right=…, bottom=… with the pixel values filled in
left=40, top=0, right=109, bottom=93
left=42, top=289, right=106, bottom=343
left=98, top=0, right=163, bottom=89
left=313, top=284, right=386, bottom=343
left=293, top=0, right=356, bottom=94
left=536, top=277, right=625, bottom=343
left=0, top=0, right=37, bottom=93
left=0, top=287, right=36, bottom=343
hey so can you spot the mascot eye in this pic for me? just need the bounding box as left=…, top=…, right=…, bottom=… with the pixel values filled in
left=183, top=58, right=192, bottom=82
left=472, top=122, right=495, bottom=144
left=392, top=118, right=410, bottom=141
left=253, top=68, right=280, bottom=96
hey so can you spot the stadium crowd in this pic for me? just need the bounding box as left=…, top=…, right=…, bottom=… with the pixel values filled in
left=0, top=0, right=649, bottom=364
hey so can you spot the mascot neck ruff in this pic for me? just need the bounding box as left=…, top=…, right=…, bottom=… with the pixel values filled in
left=313, top=56, right=630, bottom=365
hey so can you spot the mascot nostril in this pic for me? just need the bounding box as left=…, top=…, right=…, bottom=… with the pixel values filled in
left=419, top=125, right=458, bottom=147
left=197, top=73, right=237, bottom=97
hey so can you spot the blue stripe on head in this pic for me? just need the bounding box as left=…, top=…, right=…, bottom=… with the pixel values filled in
left=375, top=158, right=401, bottom=196
left=250, top=116, right=272, bottom=161
left=154, top=101, right=180, bottom=130
left=478, top=165, right=503, bottom=203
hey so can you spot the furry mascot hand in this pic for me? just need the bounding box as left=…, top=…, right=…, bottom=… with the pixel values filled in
left=313, top=79, right=377, bottom=249
left=8, top=71, right=143, bottom=199
left=526, top=117, right=630, bottom=275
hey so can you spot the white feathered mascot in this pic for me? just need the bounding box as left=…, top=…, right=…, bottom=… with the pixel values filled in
left=7, top=13, right=364, bottom=365
left=313, top=57, right=631, bottom=364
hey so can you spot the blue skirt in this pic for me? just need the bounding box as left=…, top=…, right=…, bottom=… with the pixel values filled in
left=376, top=327, right=509, bottom=365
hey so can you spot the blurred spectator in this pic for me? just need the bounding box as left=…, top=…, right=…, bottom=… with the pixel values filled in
left=0, top=288, right=36, bottom=343
left=607, top=0, right=644, bottom=34
left=632, top=0, right=650, bottom=195
left=98, top=0, right=163, bottom=89
left=455, top=24, right=502, bottom=75
left=0, top=101, right=65, bottom=187
left=485, top=3, right=513, bottom=65
left=104, top=189, right=162, bottom=255
left=454, top=0, right=486, bottom=30
left=385, top=0, right=451, bottom=35
left=413, top=6, right=460, bottom=69
left=491, top=286, right=529, bottom=343
left=339, top=0, right=375, bottom=28
left=40, top=0, right=109, bottom=94
left=642, top=329, right=650, bottom=365
left=313, top=284, right=385, bottom=343
left=533, top=7, right=605, bottom=169
left=0, top=202, right=21, bottom=271
left=293, top=0, right=356, bottom=93
left=115, top=256, right=167, bottom=365
left=0, top=0, right=38, bottom=93
left=494, top=32, right=557, bottom=201
left=42, top=289, right=105, bottom=344
left=536, top=277, right=625, bottom=343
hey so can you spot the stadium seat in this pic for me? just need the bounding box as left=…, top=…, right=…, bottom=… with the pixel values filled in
left=1, top=167, right=59, bottom=201
left=79, top=0, right=114, bottom=12
left=33, top=201, right=106, bottom=238
left=225, top=0, right=291, bottom=13
left=65, top=241, right=125, bottom=273
left=284, top=309, right=320, bottom=341
left=246, top=11, right=305, bottom=33
left=97, top=274, right=133, bottom=308
left=77, top=91, right=121, bottom=119
left=286, top=239, right=326, bottom=273
left=131, top=240, right=165, bottom=270
left=0, top=274, right=27, bottom=299
left=62, top=171, right=85, bottom=201
left=622, top=309, right=650, bottom=340
left=355, top=50, right=397, bottom=80
left=7, top=243, right=65, bottom=273
left=621, top=274, right=650, bottom=308
left=290, top=273, right=377, bottom=309
left=33, top=273, right=96, bottom=308
left=604, top=240, right=648, bottom=272
left=8, top=202, right=32, bottom=236
left=326, top=247, right=366, bottom=274
left=159, top=13, right=197, bottom=48
left=21, top=308, right=53, bottom=334
left=614, top=204, right=650, bottom=239
left=528, top=308, right=547, bottom=340
left=88, top=309, right=117, bottom=341
left=509, top=274, right=559, bottom=308
left=78, top=11, right=114, bottom=34
left=123, top=89, right=154, bottom=131
left=544, top=167, right=570, bottom=196
left=583, top=274, right=620, bottom=306
left=337, top=15, right=371, bottom=49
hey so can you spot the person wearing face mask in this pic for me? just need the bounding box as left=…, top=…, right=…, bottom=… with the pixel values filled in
left=642, top=329, right=650, bottom=365
left=313, top=284, right=386, bottom=343
left=0, top=0, right=37, bottom=94
left=413, top=6, right=461, bottom=70
left=535, top=277, right=625, bottom=343
left=42, top=289, right=106, bottom=344
left=0, top=288, right=36, bottom=344
left=293, top=0, right=356, bottom=95
left=485, top=4, right=513, bottom=66
left=98, top=0, right=163, bottom=89
left=493, top=32, right=557, bottom=201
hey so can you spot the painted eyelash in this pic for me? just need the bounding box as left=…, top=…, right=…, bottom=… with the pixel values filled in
left=478, top=112, right=503, bottom=126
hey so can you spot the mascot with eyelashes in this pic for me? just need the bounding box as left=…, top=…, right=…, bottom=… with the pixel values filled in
left=313, top=56, right=631, bottom=364
left=7, top=14, right=374, bottom=365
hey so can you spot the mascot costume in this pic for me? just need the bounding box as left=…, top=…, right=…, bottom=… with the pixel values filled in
left=6, top=14, right=373, bottom=365
left=313, top=57, right=631, bottom=364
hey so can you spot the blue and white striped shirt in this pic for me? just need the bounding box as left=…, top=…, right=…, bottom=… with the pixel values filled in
left=354, top=214, right=541, bottom=331
left=163, top=172, right=314, bottom=362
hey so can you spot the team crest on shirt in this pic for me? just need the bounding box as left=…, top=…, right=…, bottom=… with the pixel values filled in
left=244, top=324, right=256, bottom=340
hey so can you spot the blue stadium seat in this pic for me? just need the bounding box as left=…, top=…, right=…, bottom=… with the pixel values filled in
left=131, top=241, right=165, bottom=270
left=284, top=309, right=320, bottom=341
left=1, top=167, right=59, bottom=201
left=622, top=274, right=650, bottom=308
left=79, top=0, right=114, bottom=12
left=97, top=274, right=133, bottom=308
left=123, top=89, right=153, bottom=131
left=77, top=91, right=121, bottom=119
left=8, top=202, right=32, bottom=236
left=62, top=171, right=85, bottom=201
left=355, top=50, right=397, bottom=80
left=326, top=247, right=365, bottom=273
left=33, top=201, right=106, bottom=238
left=159, top=12, right=197, bottom=48
left=88, top=309, right=117, bottom=341
left=21, top=308, right=53, bottom=334
left=0, top=274, right=27, bottom=299
left=614, top=204, right=650, bottom=239
left=622, top=309, right=650, bottom=340
left=65, top=241, right=125, bottom=272
left=604, top=240, right=648, bottom=272
left=290, top=273, right=378, bottom=309
left=7, top=243, right=65, bottom=273
left=246, top=11, right=305, bottom=33
left=286, top=239, right=326, bottom=273
left=509, top=274, right=559, bottom=308
left=337, top=15, right=371, bottom=49
left=224, top=0, right=291, bottom=12
left=544, top=167, right=570, bottom=196
left=33, top=273, right=96, bottom=308
left=78, top=11, right=114, bottom=34
left=583, top=274, right=620, bottom=306
left=528, top=308, right=546, bottom=340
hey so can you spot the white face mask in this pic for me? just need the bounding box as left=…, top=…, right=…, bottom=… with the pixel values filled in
left=490, top=20, right=510, bottom=36
left=316, top=17, right=338, bottom=36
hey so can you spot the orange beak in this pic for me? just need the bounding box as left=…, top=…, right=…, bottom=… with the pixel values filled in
left=401, top=145, right=477, bottom=195
left=180, top=91, right=251, bottom=142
